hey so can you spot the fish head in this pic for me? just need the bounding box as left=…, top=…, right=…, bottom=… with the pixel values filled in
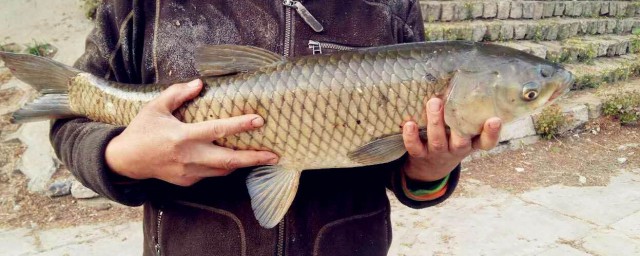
left=444, top=43, right=574, bottom=137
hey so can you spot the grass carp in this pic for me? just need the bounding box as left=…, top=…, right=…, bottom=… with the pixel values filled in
left=0, top=41, right=573, bottom=228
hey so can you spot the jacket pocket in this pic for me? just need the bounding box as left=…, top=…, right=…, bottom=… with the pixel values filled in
left=313, top=208, right=391, bottom=256
left=307, top=40, right=361, bottom=55
left=156, top=200, right=248, bottom=256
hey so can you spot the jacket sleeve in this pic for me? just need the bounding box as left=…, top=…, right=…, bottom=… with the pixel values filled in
left=385, top=0, right=462, bottom=209
left=50, top=1, right=147, bottom=206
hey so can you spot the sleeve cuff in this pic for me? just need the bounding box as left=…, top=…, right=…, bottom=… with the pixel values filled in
left=401, top=173, right=450, bottom=201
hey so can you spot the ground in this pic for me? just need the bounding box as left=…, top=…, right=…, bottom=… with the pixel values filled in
left=1, top=0, right=640, bottom=255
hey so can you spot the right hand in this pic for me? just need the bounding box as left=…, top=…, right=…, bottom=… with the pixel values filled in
left=105, top=79, right=279, bottom=186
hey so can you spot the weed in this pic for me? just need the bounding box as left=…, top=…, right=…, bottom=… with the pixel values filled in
left=81, top=0, right=101, bottom=20
left=535, top=105, right=568, bottom=139
left=602, top=91, right=640, bottom=125
left=24, top=40, right=56, bottom=57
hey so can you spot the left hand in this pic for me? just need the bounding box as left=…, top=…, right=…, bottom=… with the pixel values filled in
left=402, top=98, right=502, bottom=182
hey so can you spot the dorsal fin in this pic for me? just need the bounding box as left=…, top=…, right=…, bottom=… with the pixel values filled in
left=195, top=45, right=284, bottom=76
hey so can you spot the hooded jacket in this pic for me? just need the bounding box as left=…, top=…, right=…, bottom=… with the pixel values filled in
left=50, top=1, right=461, bottom=255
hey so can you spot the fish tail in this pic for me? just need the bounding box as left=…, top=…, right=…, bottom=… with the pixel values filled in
left=0, top=51, right=80, bottom=123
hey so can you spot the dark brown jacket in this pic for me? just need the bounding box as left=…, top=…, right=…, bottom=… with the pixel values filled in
left=51, top=1, right=461, bottom=255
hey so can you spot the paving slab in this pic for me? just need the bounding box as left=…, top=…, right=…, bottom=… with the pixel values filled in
left=536, top=244, right=591, bottom=256
left=580, top=229, right=640, bottom=256
left=389, top=183, right=594, bottom=256
left=611, top=210, right=640, bottom=240
left=520, top=172, right=640, bottom=226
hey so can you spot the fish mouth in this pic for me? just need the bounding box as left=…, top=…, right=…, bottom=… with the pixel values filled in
left=549, top=70, right=574, bottom=102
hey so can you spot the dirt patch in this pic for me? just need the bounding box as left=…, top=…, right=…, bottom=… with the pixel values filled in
left=457, top=118, right=639, bottom=195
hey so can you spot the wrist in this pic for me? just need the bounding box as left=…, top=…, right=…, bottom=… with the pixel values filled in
left=105, top=135, right=148, bottom=180
left=402, top=159, right=453, bottom=182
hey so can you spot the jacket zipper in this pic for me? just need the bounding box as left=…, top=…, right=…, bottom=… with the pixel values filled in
left=277, top=219, right=285, bottom=256
left=308, top=40, right=357, bottom=55
left=155, top=209, right=164, bottom=256
left=283, top=0, right=324, bottom=33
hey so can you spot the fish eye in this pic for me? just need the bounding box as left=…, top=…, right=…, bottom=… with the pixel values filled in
left=522, top=82, right=541, bottom=101
left=523, top=90, right=539, bottom=101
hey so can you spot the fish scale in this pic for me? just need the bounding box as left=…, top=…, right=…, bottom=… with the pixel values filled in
left=1, top=41, right=574, bottom=228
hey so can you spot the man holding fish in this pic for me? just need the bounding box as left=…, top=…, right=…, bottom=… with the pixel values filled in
left=1, top=0, right=573, bottom=255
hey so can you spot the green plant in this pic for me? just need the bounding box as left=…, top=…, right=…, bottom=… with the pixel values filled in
left=631, top=36, right=640, bottom=53
left=577, top=44, right=597, bottom=64
left=633, top=27, right=640, bottom=36
left=24, top=40, right=56, bottom=57
left=602, top=91, right=640, bottom=125
left=535, top=105, right=568, bottom=139
left=575, top=74, right=603, bottom=89
left=82, top=0, right=101, bottom=20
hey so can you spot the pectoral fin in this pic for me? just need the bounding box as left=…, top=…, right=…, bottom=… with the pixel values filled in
left=246, top=165, right=300, bottom=229
left=347, top=133, right=409, bottom=165
left=195, top=45, right=284, bottom=76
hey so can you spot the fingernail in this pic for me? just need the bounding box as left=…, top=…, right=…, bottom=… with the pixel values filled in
left=489, top=119, right=501, bottom=130
left=268, top=156, right=279, bottom=165
left=428, top=99, right=442, bottom=113
left=187, top=79, right=201, bottom=88
left=404, top=122, right=415, bottom=134
left=251, top=117, right=264, bottom=127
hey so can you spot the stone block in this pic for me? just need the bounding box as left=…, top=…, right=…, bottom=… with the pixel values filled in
left=500, top=23, right=514, bottom=40
left=483, top=1, right=497, bottom=18
left=441, top=2, right=454, bottom=21
left=497, top=1, right=511, bottom=19
left=509, top=135, right=540, bottom=151
left=618, top=2, right=629, bottom=17
left=12, top=121, right=59, bottom=192
left=597, top=20, right=607, bottom=34
left=542, top=2, right=555, bottom=18
left=471, top=24, right=487, bottom=42
left=601, top=1, right=610, bottom=15
left=545, top=23, right=559, bottom=41
left=572, top=94, right=603, bottom=119
left=532, top=2, right=544, bottom=20
left=557, top=22, right=573, bottom=41
left=471, top=2, right=484, bottom=19
left=582, top=2, right=594, bottom=18
left=499, top=116, right=536, bottom=142
left=560, top=103, right=589, bottom=133
left=71, top=180, right=100, bottom=199
left=554, top=2, right=565, bottom=17
left=423, top=2, right=441, bottom=22
left=607, top=19, right=618, bottom=34
left=485, top=23, right=502, bottom=41
left=564, top=1, right=575, bottom=16
left=425, top=26, right=444, bottom=41
left=522, top=2, right=534, bottom=19
left=514, top=23, right=527, bottom=40
left=610, top=2, right=618, bottom=17
left=510, top=1, right=523, bottom=19
left=454, top=3, right=470, bottom=21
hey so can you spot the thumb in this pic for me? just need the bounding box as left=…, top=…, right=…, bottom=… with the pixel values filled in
left=149, top=79, right=203, bottom=113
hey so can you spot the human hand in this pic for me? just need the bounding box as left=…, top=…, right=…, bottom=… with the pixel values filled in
left=401, top=98, right=502, bottom=182
left=105, top=79, right=279, bottom=186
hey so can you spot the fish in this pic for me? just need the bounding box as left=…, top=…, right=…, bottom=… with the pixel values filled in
left=0, top=41, right=574, bottom=228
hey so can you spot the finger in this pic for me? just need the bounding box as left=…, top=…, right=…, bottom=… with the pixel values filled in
left=425, top=98, right=448, bottom=153
left=194, top=145, right=279, bottom=170
left=187, top=114, right=266, bottom=141
left=402, top=121, right=427, bottom=158
left=449, top=131, right=472, bottom=156
left=148, top=79, right=203, bottom=113
left=472, top=117, right=502, bottom=150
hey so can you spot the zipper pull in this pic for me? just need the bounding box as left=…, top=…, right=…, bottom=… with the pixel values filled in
left=283, top=0, right=324, bottom=32
left=308, top=40, right=322, bottom=54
